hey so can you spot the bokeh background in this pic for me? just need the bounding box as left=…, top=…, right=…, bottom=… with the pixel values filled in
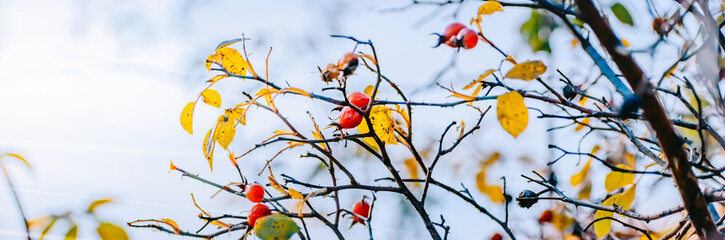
left=0, top=0, right=687, bottom=239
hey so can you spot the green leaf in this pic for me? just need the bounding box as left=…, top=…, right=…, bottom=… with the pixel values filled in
left=611, top=3, right=634, bottom=26
left=97, top=222, right=129, bottom=240
left=64, top=225, right=78, bottom=240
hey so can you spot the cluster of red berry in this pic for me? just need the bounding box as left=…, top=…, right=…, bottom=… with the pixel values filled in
left=243, top=184, right=371, bottom=227
left=338, top=92, right=370, bottom=129
left=433, top=23, right=479, bottom=49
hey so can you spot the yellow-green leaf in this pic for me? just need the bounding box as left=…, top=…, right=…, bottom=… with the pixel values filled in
left=216, top=47, right=248, bottom=76
left=87, top=199, right=112, bottom=213
left=180, top=102, right=195, bottom=134
left=504, top=60, right=547, bottom=81
left=604, top=164, right=635, bottom=192
left=478, top=1, right=503, bottom=15
left=64, top=225, right=78, bottom=240
left=496, top=91, right=528, bottom=138
left=203, top=129, right=215, bottom=171
left=357, top=106, right=397, bottom=148
left=253, top=213, right=300, bottom=240
left=214, top=115, right=236, bottom=150
left=570, top=159, right=591, bottom=186
left=201, top=89, right=222, bottom=108
left=97, top=222, right=129, bottom=240
left=41, top=217, right=57, bottom=240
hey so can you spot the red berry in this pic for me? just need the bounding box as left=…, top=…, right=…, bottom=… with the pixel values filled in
left=491, top=233, right=503, bottom=240
left=347, top=92, right=370, bottom=109
left=337, top=52, right=358, bottom=77
left=539, top=210, right=553, bottom=223
left=246, top=184, right=264, bottom=203
left=457, top=28, right=479, bottom=49
left=352, top=200, right=370, bottom=224
left=247, top=204, right=271, bottom=227
left=339, top=107, right=363, bottom=129
left=436, top=23, right=466, bottom=47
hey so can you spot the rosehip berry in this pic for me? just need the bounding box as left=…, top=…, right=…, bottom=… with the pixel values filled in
left=434, top=22, right=466, bottom=48
left=247, top=204, right=271, bottom=227
left=246, top=184, right=265, bottom=203
left=352, top=200, right=370, bottom=224
left=339, top=107, right=363, bottom=129
left=347, top=92, right=370, bottom=109
left=491, top=233, right=503, bottom=240
left=337, top=52, right=358, bottom=77
left=456, top=28, right=479, bottom=49
left=517, top=190, right=538, bottom=208
left=539, top=210, right=554, bottom=223
left=563, top=85, right=576, bottom=100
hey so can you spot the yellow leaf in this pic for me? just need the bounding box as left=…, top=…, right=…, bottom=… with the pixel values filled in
left=625, top=153, right=636, bottom=169
left=269, top=175, right=288, bottom=195
left=484, top=152, right=501, bottom=167
left=180, top=102, right=195, bottom=134
left=464, top=69, right=497, bottom=90
left=594, top=209, right=614, bottom=238
left=283, top=88, right=312, bottom=98
left=201, top=89, right=222, bottom=108
left=475, top=169, right=504, bottom=203
left=205, top=53, right=219, bottom=71
left=253, top=214, right=300, bottom=240
left=576, top=118, right=590, bottom=131
left=570, top=159, right=591, bottom=186
left=97, top=222, right=129, bottom=240
left=496, top=92, right=528, bottom=138
left=505, top=55, right=517, bottom=64
left=504, top=60, right=547, bottom=81
left=28, top=216, right=51, bottom=229
left=41, top=218, right=57, bottom=240
left=228, top=152, right=238, bottom=167
left=552, top=209, right=574, bottom=231
left=288, top=188, right=304, bottom=199
left=450, top=91, right=478, bottom=101
left=214, top=115, right=236, bottom=150
left=404, top=158, right=420, bottom=187
left=161, top=219, right=182, bottom=234
left=1, top=153, right=31, bottom=168
left=216, top=47, right=248, bottom=76
left=621, top=39, right=630, bottom=47
left=203, top=129, right=215, bottom=171
left=360, top=54, right=377, bottom=66
left=478, top=1, right=503, bottom=15
left=298, top=192, right=318, bottom=218
left=357, top=106, right=397, bottom=148
left=594, top=184, right=637, bottom=239
left=604, top=164, right=635, bottom=192
left=225, top=107, right=246, bottom=126
left=207, top=74, right=227, bottom=84
left=87, top=199, right=112, bottom=213
left=578, top=181, right=592, bottom=200
left=363, top=85, right=378, bottom=97
left=256, top=88, right=279, bottom=96
left=64, top=225, right=78, bottom=240
left=288, top=141, right=304, bottom=149
left=591, top=145, right=601, bottom=155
